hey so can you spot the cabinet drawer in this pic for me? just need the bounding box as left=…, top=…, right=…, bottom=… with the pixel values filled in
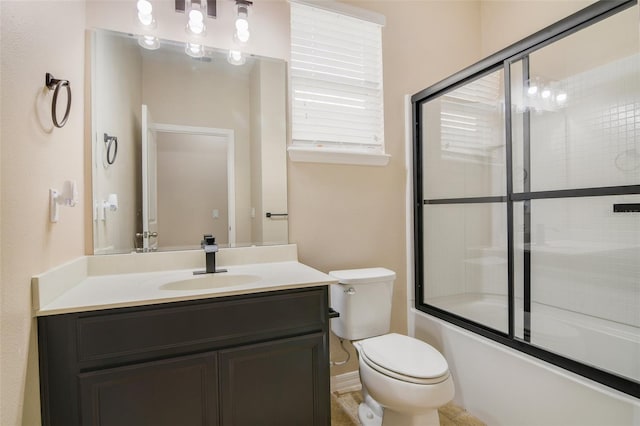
left=75, top=288, right=327, bottom=366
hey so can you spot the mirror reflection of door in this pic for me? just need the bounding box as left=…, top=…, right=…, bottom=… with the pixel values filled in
left=156, top=132, right=233, bottom=249
left=140, top=109, right=236, bottom=251
left=141, top=104, right=158, bottom=251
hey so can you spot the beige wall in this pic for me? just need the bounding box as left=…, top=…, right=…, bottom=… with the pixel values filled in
left=480, top=0, right=595, bottom=57
left=156, top=133, right=229, bottom=247
left=0, top=2, right=86, bottom=425
left=289, top=0, right=483, bottom=375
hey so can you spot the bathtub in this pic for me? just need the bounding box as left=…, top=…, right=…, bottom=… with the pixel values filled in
left=427, top=293, right=640, bottom=382
left=410, top=297, right=640, bottom=425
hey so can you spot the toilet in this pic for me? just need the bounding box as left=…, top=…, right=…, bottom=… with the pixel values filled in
left=330, top=268, right=454, bottom=426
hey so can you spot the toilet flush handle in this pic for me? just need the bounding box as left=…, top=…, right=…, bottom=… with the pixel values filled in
left=345, top=287, right=356, bottom=295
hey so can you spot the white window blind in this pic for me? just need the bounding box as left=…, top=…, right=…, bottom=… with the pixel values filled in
left=290, top=1, right=384, bottom=153
left=440, top=71, right=504, bottom=163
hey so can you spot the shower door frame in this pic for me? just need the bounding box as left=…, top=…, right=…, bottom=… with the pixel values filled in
left=412, top=0, right=639, bottom=397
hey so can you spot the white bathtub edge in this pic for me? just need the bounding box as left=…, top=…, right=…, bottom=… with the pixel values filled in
left=411, top=307, right=639, bottom=407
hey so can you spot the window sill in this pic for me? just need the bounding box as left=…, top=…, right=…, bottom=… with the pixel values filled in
left=287, top=146, right=391, bottom=166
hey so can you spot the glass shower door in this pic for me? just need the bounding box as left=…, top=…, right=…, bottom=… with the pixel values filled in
left=509, top=4, right=640, bottom=383
left=421, top=68, right=510, bottom=334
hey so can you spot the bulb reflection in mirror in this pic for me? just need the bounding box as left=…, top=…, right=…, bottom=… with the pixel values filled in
left=556, top=92, right=567, bottom=103
left=227, top=49, right=246, bottom=66
left=138, top=35, right=160, bottom=50
left=186, top=42, right=205, bottom=58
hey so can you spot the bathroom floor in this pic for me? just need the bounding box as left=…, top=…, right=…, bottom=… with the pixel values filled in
left=331, top=391, right=486, bottom=426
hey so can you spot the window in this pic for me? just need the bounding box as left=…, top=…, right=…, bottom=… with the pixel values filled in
left=288, top=1, right=388, bottom=166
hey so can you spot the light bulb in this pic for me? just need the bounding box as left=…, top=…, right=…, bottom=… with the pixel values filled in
left=137, top=0, right=152, bottom=15
left=186, top=4, right=206, bottom=35
left=188, top=20, right=205, bottom=34
left=189, top=9, right=204, bottom=22
left=136, top=0, right=154, bottom=27
left=541, top=89, right=551, bottom=99
left=235, top=5, right=249, bottom=31
left=236, top=28, right=250, bottom=43
left=235, top=17, right=249, bottom=32
left=556, top=92, right=567, bottom=103
left=527, top=85, right=538, bottom=95
left=138, top=12, right=153, bottom=26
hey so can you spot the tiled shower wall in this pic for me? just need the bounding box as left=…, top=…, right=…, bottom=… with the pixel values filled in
left=524, top=53, right=640, bottom=327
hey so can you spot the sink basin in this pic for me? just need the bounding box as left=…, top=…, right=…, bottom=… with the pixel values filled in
left=160, top=273, right=261, bottom=291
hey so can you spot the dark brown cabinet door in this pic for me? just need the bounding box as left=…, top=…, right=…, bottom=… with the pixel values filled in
left=78, top=352, right=218, bottom=426
left=219, top=333, right=330, bottom=426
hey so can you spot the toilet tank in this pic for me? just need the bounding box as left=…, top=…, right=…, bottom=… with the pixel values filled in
left=329, top=268, right=396, bottom=340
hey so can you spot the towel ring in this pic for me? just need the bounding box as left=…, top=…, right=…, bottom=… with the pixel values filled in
left=104, top=133, right=119, bottom=166
left=45, top=73, right=72, bottom=128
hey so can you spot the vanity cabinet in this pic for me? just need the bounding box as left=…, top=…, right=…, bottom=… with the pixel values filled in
left=38, top=286, right=330, bottom=426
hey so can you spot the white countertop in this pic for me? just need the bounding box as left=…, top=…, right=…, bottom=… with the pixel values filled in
left=33, top=245, right=337, bottom=316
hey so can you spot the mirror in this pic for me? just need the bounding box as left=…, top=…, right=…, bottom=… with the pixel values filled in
left=91, top=29, right=288, bottom=255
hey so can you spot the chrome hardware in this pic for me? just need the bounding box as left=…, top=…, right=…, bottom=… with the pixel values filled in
left=136, top=231, right=158, bottom=238
left=345, top=287, right=356, bottom=295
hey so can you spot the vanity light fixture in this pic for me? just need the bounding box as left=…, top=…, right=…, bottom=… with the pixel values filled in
left=175, top=0, right=217, bottom=18
left=234, top=0, right=253, bottom=43
left=186, top=0, right=207, bottom=36
left=227, top=0, right=252, bottom=65
left=136, top=0, right=158, bottom=50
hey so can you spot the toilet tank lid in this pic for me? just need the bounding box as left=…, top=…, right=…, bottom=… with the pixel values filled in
left=329, top=268, right=396, bottom=284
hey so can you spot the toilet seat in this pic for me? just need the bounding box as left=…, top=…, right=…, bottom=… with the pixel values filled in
left=358, top=333, right=450, bottom=385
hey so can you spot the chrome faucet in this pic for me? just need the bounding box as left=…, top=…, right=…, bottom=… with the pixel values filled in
left=194, top=234, right=227, bottom=275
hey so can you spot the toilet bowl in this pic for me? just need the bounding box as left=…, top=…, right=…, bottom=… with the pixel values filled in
left=354, top=333, right=455, bottom=426
left=329, top=268, right=455, bottom=426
